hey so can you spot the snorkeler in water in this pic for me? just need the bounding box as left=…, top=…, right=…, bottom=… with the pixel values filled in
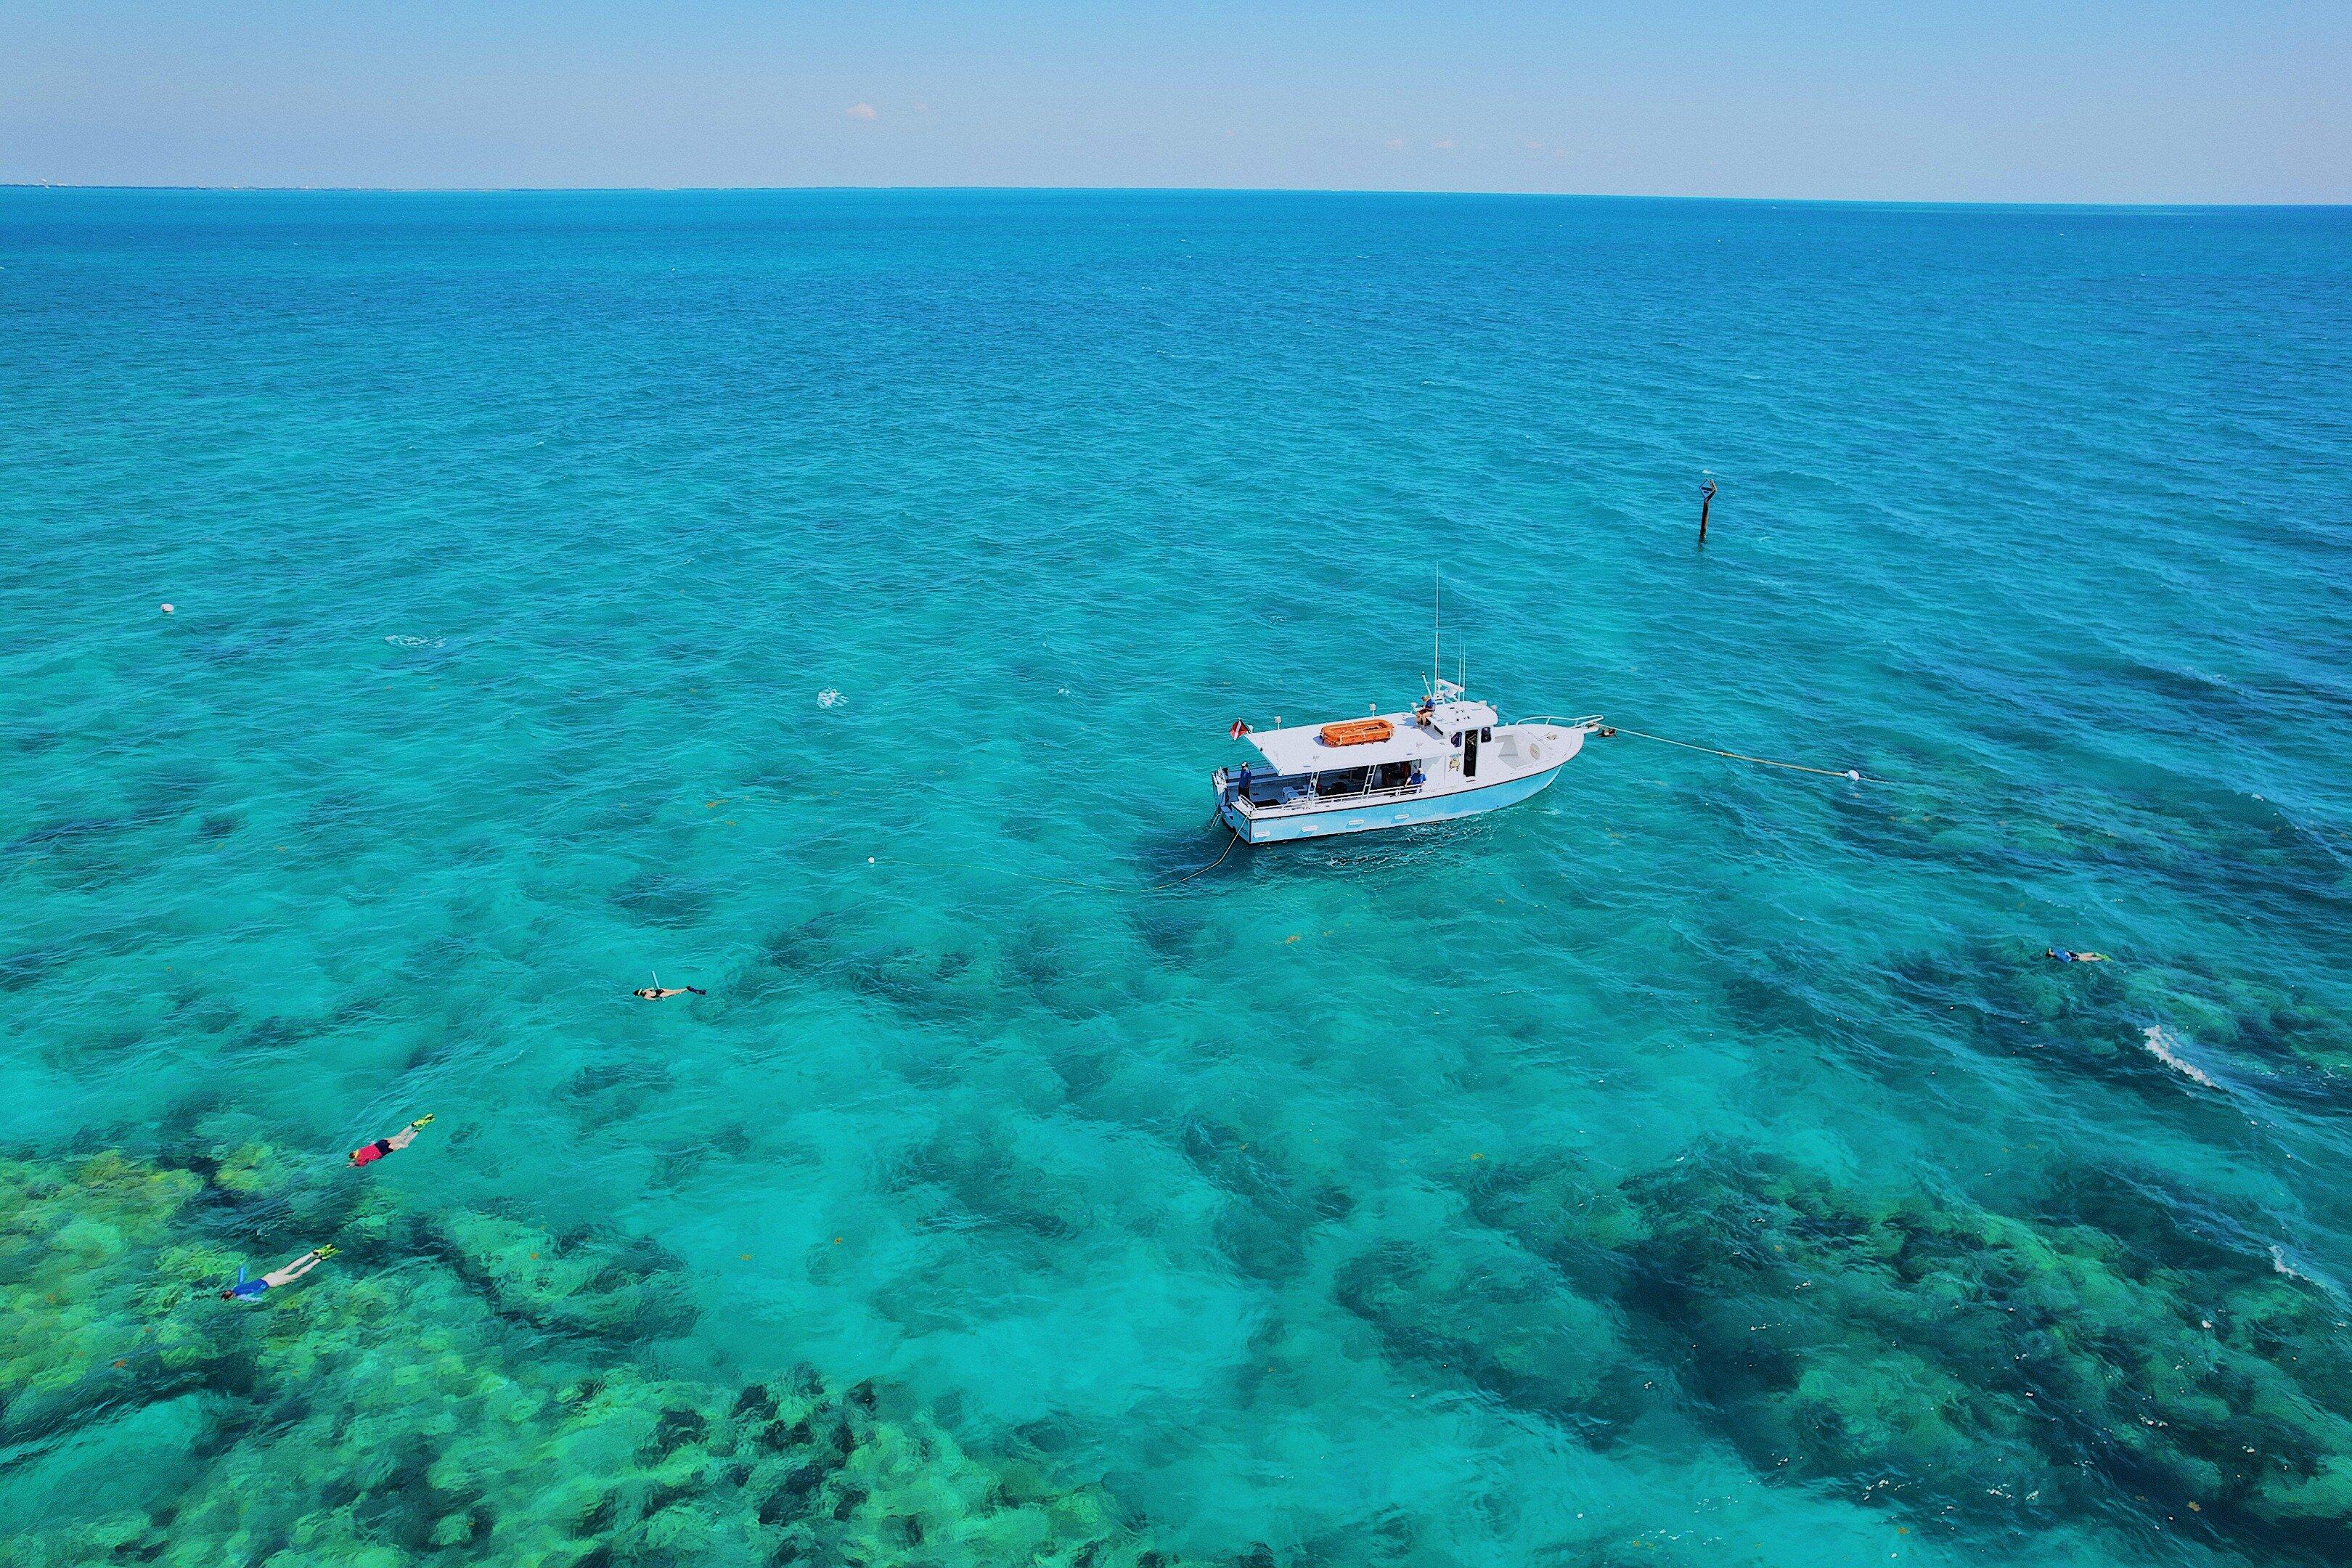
left=2047, top=948, right=2111, bottom=963
left=349, top=1114, right=433, bottom=1167
left=221, top=1245, right=335, bottom=1301
left=633, top=971, right=705, bottom=1000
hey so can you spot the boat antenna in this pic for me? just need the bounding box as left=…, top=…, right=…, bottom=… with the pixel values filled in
left=1432, top=568, right=1441, bottom=695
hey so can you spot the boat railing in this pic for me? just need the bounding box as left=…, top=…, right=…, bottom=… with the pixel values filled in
left=1233, top=777, right=1429, bottom=817
left=1512, top=714, right=1606, bottom=731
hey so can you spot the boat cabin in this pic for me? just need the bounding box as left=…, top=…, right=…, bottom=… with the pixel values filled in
left=1229, top=691, right=1502, bottom=808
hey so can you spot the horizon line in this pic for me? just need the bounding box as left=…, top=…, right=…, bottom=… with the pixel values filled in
left=3, top=181, right=2346, bottom=211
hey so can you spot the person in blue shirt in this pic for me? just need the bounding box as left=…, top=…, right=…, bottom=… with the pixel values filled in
left=221, top=1245, right=335, bottom=1301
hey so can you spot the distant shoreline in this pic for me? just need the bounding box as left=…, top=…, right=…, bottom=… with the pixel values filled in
left=2, top=183, right=2345, bottom=211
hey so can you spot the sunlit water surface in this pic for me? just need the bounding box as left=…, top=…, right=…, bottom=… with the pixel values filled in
left=4, top=190, right=2350, bottom=1568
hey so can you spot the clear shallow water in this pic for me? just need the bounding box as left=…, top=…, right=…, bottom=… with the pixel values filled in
left=3, top=189, right=2351, bottom=1567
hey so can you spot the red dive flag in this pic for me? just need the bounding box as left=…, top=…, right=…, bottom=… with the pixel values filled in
left=1230, top=719, right=1251, bottom=740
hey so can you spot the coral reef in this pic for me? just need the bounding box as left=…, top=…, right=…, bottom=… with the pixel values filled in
left=14, top=1127, right=2346, bottom=1564
left=401, top=1207, right=698, bottom=1344
left=0, top=1153, right=223, bottom=1452
left=1887, top=939, right=2352, bottom=1091
left=2107, top=963, right=2352, bottom=1086
left=1333, top=1227, right=1632, bottom=1426
left=0, top=1148, right=1209, bottom=1568
left=1463, top=1150, right=2352, bottom=1556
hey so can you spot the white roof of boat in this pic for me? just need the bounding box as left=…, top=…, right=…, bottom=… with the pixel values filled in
left=1244, top=699, right=1498, bottom=775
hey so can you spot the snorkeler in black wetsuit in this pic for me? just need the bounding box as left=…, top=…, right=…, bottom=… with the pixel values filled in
left=633, top=971, right=706, bottom=1000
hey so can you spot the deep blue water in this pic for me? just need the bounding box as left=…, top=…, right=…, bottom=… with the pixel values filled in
left=4, top=189, right=2351, bottom=1567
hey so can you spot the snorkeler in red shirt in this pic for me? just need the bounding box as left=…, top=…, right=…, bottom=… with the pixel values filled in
left=348, top=1114, right=433, bottom=1168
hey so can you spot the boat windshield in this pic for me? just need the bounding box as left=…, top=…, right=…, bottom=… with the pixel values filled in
left=1232, top=761, right=1422, bottom=809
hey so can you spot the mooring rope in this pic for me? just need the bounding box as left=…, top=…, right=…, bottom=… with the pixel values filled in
left=1606, top=726, right=1869, bottom=782
left=864, top=719, right=1869, bottom=902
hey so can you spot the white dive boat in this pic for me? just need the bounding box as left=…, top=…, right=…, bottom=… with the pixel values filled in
left=1214, top=679, right=1603, bottom=845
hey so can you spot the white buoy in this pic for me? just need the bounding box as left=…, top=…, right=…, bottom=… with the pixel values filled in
left=1846, top=769, right=1861, bottom=781
left=867, top=857, right=875, bottom=864
left=160, top=603, right=174, bottom=614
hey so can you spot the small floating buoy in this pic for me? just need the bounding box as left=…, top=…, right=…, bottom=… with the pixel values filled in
left=866, top=857, right=875, bottom=864
left=1846, top=769, right=1861, bottom=781
left=160, top=603, right=173, bottom=614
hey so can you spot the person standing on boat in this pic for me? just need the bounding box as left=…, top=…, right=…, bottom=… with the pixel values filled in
left=1236, top=763, right=1252, bottom=801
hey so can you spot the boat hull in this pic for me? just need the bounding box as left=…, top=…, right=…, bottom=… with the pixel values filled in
left=1218, top=761, right=1564, bottom=844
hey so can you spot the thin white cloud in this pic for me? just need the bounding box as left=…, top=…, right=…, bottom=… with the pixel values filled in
left=846, top=102, right=877, bottom=121
left=1434, top=137, right=1455, bottom=150
left=1384, top=137, right=1405, bottom=150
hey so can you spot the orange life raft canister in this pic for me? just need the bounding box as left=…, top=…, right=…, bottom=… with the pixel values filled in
left=1318, top=719, right=1394, bottom=748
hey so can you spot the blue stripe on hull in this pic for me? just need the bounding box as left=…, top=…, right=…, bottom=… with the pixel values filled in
left=1218, top=765, right=1564, bottom=844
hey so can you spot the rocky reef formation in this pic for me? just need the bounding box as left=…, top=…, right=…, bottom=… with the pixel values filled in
left=1885, top=938, right=2352, bottom=1094
left=14, top=1120, right=2349, bottom=1565
left=1453, top=1150, right=2352, bottom=1557
left=0, top=1148, right=1206, bottom=1567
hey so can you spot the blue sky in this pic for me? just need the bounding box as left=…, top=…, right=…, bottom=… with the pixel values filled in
left=3, top=2, right=2345, bottom=200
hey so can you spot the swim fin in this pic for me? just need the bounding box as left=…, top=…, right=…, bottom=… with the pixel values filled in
left=315, top=1244, right=338, bottom=1259
left=411, top=1114, right=435, bottom=1127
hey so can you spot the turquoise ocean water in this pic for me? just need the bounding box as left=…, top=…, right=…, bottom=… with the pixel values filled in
left=4, top=190, right=2350, bottom=1567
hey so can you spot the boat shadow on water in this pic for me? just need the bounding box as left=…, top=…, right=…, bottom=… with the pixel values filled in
left=1133, top=804, right=1514, bottom=890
